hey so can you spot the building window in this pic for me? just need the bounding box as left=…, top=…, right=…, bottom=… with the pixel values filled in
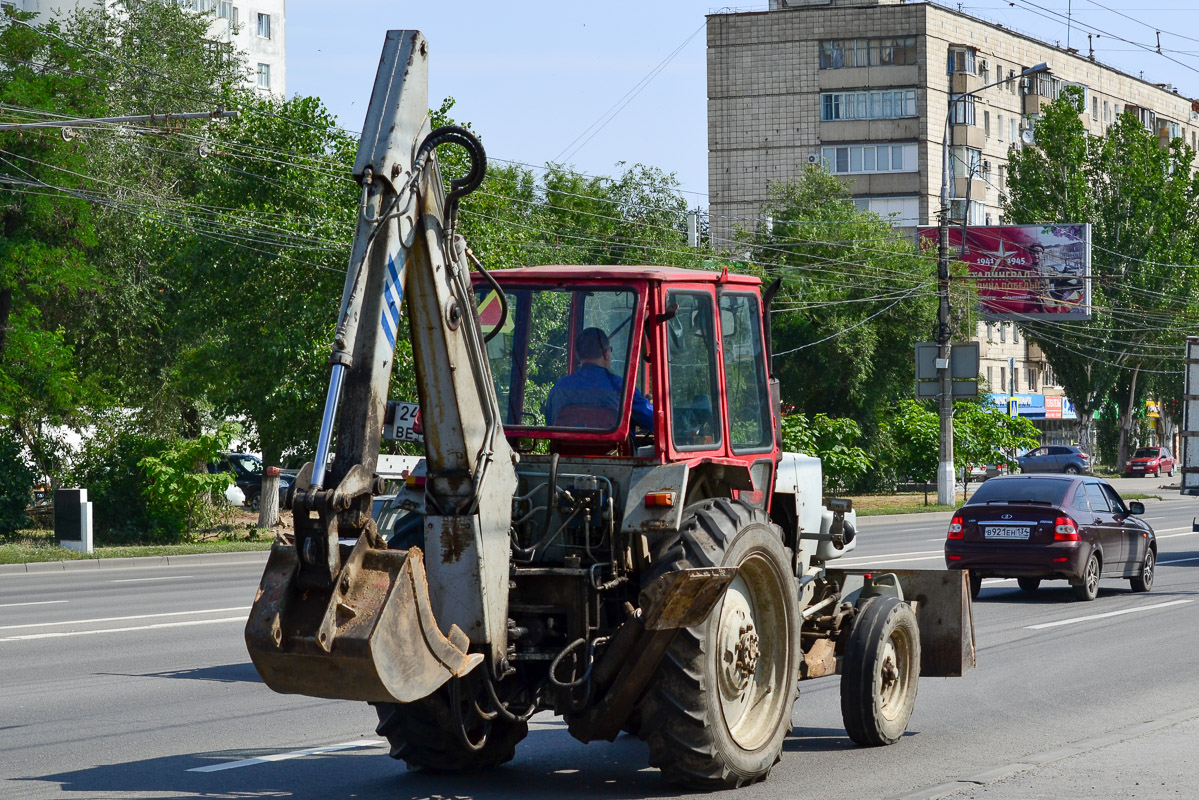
left=948, top=47, right=977, bottom=74
left=1008, top=69, right=1017, bottom=93
left=1000, top=324, right=1006, bottom=343
left=217, top=1, right=235, bottom=21
left=987, top=365, right=994, bottom=385
left=1010, top=118, right=1019, bottom=144
left=819, top=37, right=917, bottom=69
left=1012, top=326, right=1019, bottom=344
left=821, top=89, right=918, bottom=121
left=864, top=197, right=920, bottom=227
left=1013, top=370, right=1020, bottom=392
left=1000, top=366, right=1006, bottom=389
left=986, top=322, right=994, bottom=341
left=997, top=114, right=1005, bottom=141
left=1028, top=368, right=1038, bottom=392
left=984, top=110, right=991, bottom=137
left=979, top=62, right=990, bottom=84
left=821, top=143, right=918, bottom=174
left=999, top=165, right=1006, bottom=190
left=1029, top=73, right=1061, bottom=100
left=994, top=62, right=1003, bottom=89
left=1104, top=100, right=1111, bottom=124
left=257, top=62, right=270, bottom=89
left=950, top=145, right=981, bottom=178
left=949, top=95, right=975, bottom=126
left=257, top=12, right=270, bottom=38
left=1092, top=96, right=1099, bottom=121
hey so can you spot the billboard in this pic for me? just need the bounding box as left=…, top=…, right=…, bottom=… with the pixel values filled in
left=917, top=224, right=1091, bottom=319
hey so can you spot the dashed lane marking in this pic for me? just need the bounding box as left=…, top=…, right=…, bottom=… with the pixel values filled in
left=0, top=600, right=67, bottom=608
left=1024, top=598, right=1194, bottom=630
left=111, top=576, right=194, bottom=583
left=188, top=740, right=386, bottom=772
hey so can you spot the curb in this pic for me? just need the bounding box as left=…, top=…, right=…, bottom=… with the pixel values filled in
left=0, top=549, right=270, bottom=576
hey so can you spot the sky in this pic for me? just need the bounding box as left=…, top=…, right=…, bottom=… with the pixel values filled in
left=285, top=1, right=1199, bottom=207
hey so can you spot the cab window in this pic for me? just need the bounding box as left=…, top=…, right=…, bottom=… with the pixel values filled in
left=667, top=291, right=722, bottom=450
left=720, top=292, right=772, bottom=452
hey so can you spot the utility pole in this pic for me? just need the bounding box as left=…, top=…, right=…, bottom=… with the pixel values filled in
left=936, top=62, right=1050, bottom=507
left=936, top=206, right=955, bottom=505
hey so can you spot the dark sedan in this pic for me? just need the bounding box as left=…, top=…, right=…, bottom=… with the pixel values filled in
left=945, top=474, right=1156, bottom=602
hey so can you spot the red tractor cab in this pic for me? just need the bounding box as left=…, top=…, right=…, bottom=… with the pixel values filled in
left=474, top=265, right=781, bottom=507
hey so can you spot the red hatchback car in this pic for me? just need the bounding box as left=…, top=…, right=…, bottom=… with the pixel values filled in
left=945, top=475, right=1156, bottom=602
left=1124, top=446, right=1176, bottom=478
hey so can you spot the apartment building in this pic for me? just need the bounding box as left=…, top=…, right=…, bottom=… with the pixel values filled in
left=708, top=0, right=1198, bottom=239
left=3, top=0, right=285, bottom=96
left=707, top=0, right=1194, bottom=440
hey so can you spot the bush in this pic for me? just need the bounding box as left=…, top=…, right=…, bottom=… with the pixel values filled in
left=69, top=422, right=174, bottom=544
left=138, top=424, right=236, bottom=539
left=0, top=431, right=35, bottom=539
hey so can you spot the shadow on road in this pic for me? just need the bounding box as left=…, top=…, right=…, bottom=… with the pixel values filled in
left=99, top=662, right=263, bottom=684
left=24, top=726, right=685, bottom=800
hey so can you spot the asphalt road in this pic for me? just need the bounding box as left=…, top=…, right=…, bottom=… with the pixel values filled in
left=1, top=475, right=1196, bottom=800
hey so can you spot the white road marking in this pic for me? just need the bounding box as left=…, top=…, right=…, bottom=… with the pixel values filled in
left=0, top=616, right=247, bottom=642
left=0, top=606, right=250, bottom=632
left=0, top=600, right=67, bottom=608
left=188, top=740, right=385, bottom=772
left=836, top=554, right=945, bottom=566
left=111, top=576, right=194, bottom=583
left=1150, top=526, right=1195, bottom=534
left=1155, top=531, right=1199, bottom=540
left=1159, top=556, right=1199, bottom=565
left=838, top=549, right=943, bottom=561
left=1025, top=599, right=1194, bottom=630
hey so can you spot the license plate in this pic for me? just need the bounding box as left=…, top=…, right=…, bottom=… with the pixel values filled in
left=983, top=525, right=1031, bottom=540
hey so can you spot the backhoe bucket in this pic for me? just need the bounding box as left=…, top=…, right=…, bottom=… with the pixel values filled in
left=245, top=537, right=483, bottom=703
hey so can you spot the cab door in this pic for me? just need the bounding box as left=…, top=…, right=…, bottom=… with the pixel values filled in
left=663, top=287, right=724, bottom=455
left=718, top=291, right=776, bottom=507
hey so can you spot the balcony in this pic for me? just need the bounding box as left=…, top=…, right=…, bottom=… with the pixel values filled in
left=1024, top=93, right=1051, bottom=116
left=1026, top=341, right=1045, bottom=362
left=951, top=72, right=983, bottom=95
left=951, top=124, right=985, bottom=149
left=952, top=176, right=989, bottom=199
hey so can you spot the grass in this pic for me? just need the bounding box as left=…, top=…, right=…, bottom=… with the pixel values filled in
left=0, top=528, right=274, bottom=566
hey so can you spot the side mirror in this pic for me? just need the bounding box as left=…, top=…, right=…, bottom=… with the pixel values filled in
left=1128, top=501, right=1145, bottom=515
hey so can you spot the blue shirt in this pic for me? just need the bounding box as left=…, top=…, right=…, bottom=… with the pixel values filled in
left=545, top=364, right=654, bottom=430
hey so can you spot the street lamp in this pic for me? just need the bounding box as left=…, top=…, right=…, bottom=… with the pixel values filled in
left=934, top=61, right=1050, bottom=506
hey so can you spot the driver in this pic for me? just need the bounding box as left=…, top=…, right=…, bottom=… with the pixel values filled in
left=545, top=327, right=653, bottom=429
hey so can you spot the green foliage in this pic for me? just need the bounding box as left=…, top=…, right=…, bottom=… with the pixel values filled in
left=952, top=402, right=1040, bottom=473
left=138, top=423, right=237, bottom=538
left=781, top=413, right=872, bottom=492
left=0, top=430, right=35, bottom=539
left=68, top=414, right=172, bottom=543
left=886, top=400, right=940, bottom=485
left=1005, top=92, right=1199, bottom=458
left=739, top=168, right=938, bottom=463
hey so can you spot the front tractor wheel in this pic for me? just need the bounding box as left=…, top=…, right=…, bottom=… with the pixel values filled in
left=840, top=595, right=921, bottom=747
left=374, top=678, right=528, bottom=773
left=636, top=498, right=800, bottom=788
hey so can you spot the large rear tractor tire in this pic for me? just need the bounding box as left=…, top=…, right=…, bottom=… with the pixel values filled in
left=840, top=595, right=920, bottom=746
left=374, top=678, right=528, bottom=773
left=636, top=498, right=800, bottom=788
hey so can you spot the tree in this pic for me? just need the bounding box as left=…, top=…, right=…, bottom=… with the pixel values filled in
left=740, top=168, right=938, bottom=472
left=1005, top=88, right=1199, bottom=464
left=0, top=9, right=103, bottom=482
left=171, top=92, right=358, bottom=504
